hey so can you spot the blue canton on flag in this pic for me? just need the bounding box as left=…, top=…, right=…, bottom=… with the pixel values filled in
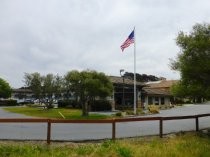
left=120, top=30, right=134, bottom=52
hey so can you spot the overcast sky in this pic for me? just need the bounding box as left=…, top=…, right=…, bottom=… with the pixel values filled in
left=1, top=0, right=210, bottom=88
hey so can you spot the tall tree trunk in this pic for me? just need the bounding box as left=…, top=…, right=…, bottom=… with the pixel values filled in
left=196, top=97, right=202, bottom=103
left=82, top=101, right=89, bottom=116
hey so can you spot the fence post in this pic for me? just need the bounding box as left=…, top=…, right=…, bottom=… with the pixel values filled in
left=159, top=118, right=163, bottom=138
left=47, top=119, right=51, bottom=144
left=195, top=116, right=199, bottom=131
left=112, top=119, right=116, bottom=140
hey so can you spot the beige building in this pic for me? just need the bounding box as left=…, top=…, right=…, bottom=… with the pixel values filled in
left=108, top=77, right=178, bottom=110
left=143, top=80, right=178, bottom=108
left=11, top=77, right=178, bottom=110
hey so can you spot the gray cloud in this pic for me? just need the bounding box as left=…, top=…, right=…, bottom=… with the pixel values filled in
left=0, top=0, right=210, bottom=87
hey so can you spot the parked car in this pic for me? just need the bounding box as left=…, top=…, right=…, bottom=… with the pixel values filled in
left=18, top=99, right=34, bottom=105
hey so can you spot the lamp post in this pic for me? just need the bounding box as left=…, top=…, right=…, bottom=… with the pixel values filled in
left=120, top=69, right=125, bottom=106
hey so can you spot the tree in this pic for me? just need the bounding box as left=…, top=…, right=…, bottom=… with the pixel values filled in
left=24, top=73, right=63, bottom=108
left=42, top=74, right=55, bottom=108
left=0, top=78, right=12, bottom=98
left=124, top=72, right=161, bottom=82
left=64, top=70, right=81, bottom=102
left=42, top=74, right=63, bottom=108
left=65, top=70, right=113, bottom=116
left=170, top=23, right=210, bottom=102
left=53, top=74, right=63, bottom=100
left=24, top=72, right=43, bottom=101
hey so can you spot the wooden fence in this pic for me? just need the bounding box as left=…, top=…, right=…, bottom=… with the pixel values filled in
left=0, top=113, right=210, bottom=144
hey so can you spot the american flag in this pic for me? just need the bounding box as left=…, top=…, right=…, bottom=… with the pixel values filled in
left=120, top=30, right=134, bottom=52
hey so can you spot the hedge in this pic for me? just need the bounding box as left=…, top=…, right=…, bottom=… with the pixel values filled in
left=58, top=99, right=112, bottom=111
left=0, top=100, right=17, bottom=106
left=90, top=100, right=112, bottom=111
left=58, top=100, right=80, bottom=108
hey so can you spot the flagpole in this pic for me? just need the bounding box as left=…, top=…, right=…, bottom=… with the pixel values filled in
left=134, top=27, right=137, bottom=115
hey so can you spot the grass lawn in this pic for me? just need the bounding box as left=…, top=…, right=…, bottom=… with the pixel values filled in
left=0, top=132, right=210, bottom=157
left=3, top=107, right=113, bottom=120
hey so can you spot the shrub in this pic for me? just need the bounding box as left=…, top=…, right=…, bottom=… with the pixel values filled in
left=58, top=100, right=68, bottom=108
left=125, top=110, right=134, bottom=115
left=137, top=108, right=145, bottom=115
left=116, top=112, right=122, bottom=117
left=0, top=99, right=17, bottom=106
left=90, top=100, right=112, bottom=111
left=58, top=100, right=80, bottom=108
left=148, top=105, right=159, bottom=114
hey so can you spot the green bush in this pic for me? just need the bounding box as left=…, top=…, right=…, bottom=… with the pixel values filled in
left=90, top=100, right=112, bottom=111
left=0, top=100, right=17, bottom=106
left=148, top=105, right=159, bottom=114
left=58, top=100, right=80, bottom=108
left=137, top=108, right=145, bottom=115
left=116, top=112, right=122, bottom=117
left=57, top=100, right=68, bottom=108
left=125, top=110, right=134, bottom=115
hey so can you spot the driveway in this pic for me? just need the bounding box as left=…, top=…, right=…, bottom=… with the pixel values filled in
left=0, top=106, right=32, bottom=118
left=0, top=104, right=210, bottom=141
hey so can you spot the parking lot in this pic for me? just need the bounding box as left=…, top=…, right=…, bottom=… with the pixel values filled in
left=0, top=104, right=210, bottom=141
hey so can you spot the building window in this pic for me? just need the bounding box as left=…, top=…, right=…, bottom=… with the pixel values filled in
left=161, top=97, right=165, bottom=105
left=148, top=97, right=153, bottom=105
left=155, top=97, right=159, bottom=105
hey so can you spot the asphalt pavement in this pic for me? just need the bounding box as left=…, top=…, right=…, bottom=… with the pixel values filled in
left=0, top=104, right=210, bottom=141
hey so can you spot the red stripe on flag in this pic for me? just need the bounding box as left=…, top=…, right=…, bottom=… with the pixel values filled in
left=120, top=38, right=134, bottom=51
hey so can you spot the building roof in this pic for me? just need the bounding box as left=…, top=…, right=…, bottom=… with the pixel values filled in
left=12, top=88, right=33, bottom=93
left=109, top=76, right=145, bottom=87
left=143, top=80, right=179, bottom=96
left=145, top=80, right=178, bottom=89
left=143, top=88, right=172, bottom=96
